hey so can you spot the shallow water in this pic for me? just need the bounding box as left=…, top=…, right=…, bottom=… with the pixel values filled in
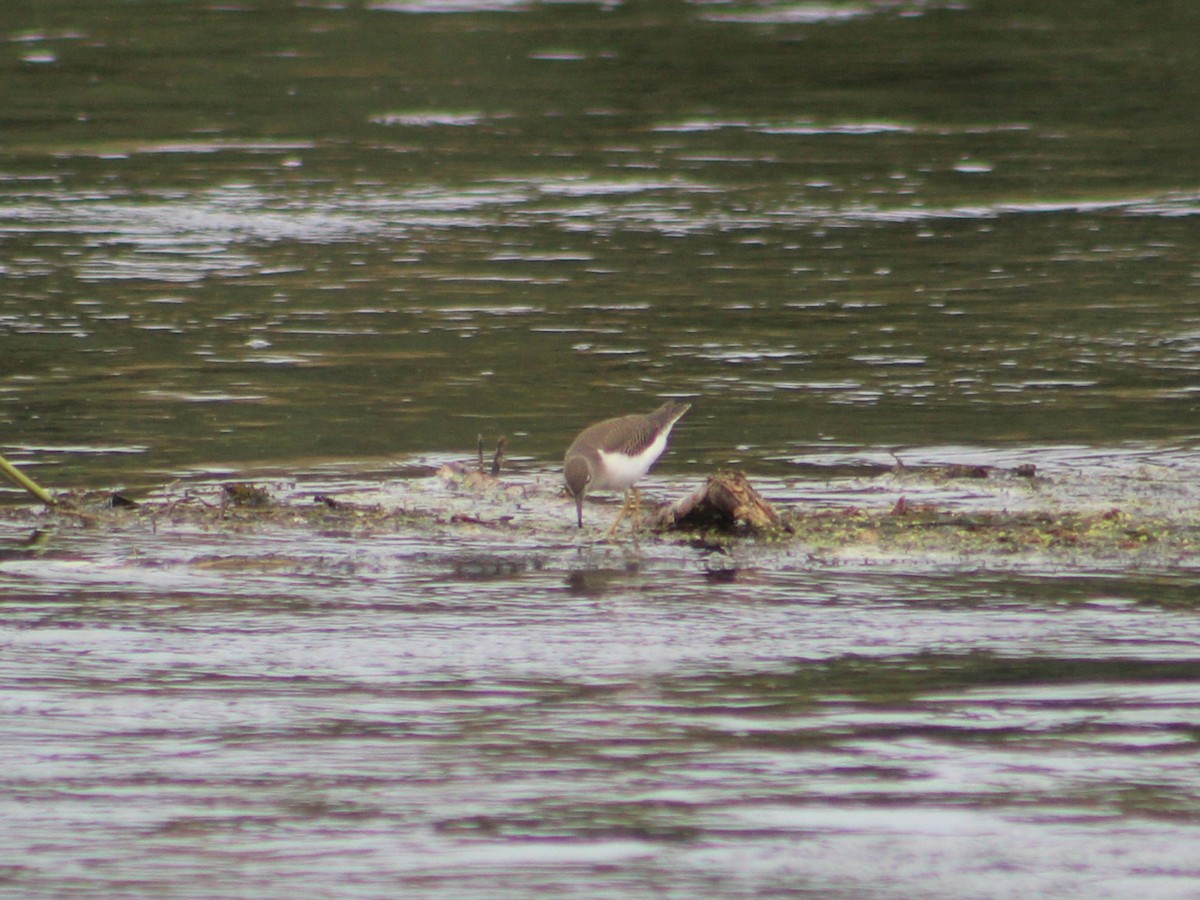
left=4, top=1, right=1200, bottom=896
left=5, top=454, right=1200, bottom=898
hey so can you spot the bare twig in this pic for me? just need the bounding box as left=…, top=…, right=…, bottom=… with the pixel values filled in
left=0, top=454, right=55, bottom=507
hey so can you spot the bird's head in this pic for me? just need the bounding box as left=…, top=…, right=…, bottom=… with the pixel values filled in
left=564, top=454, right=593, bottom=527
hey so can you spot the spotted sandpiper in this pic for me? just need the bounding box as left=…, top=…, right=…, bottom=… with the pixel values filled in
left=564, top=400, right=692, bottom=535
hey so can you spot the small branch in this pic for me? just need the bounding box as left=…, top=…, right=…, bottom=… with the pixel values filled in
left=491, top=436, right=507, bottom=477
left=0, top=454, right=56, bottom=507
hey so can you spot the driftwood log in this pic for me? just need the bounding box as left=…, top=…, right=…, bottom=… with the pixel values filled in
left=651, top=469, right=789, bottom=535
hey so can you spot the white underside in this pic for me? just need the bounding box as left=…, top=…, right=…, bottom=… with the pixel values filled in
left=592, top=430, right=669, bottom=492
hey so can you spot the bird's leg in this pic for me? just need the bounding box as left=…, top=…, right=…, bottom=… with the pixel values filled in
left=629, top=487, right=643, bottom=532
left=605, top=489, right=634, bottom=538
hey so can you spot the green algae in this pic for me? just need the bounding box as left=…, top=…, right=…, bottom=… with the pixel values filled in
left=783, top=505, right=1200, bottom=563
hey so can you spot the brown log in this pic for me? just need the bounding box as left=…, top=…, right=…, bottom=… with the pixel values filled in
left=650, top=469, right=788, bottom=535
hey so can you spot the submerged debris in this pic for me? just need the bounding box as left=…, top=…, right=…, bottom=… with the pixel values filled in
left=0, top=525, right=57, bottom=561
left=441, top=435, right=510, bottom=491
left=437, top=463, right=502, bottom=492
left=449, top=553, right=542, bottom=580
left=224, top=483, right=271, bottom=507
left=1, top=460, right=1198, bottom=568
left=890, top=454, right=1039, bottom=482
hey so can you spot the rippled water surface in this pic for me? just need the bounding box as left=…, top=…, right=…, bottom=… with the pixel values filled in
left=4, top=0, right=1200, bottom=896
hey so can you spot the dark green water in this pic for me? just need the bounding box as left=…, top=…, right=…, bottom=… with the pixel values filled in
left=4, top=0, right=1200, bottom=484
left=3, top=1, right=1200, bottom=896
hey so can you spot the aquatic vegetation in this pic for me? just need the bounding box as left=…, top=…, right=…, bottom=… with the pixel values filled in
left=4, top=462, right=1198, bottom=574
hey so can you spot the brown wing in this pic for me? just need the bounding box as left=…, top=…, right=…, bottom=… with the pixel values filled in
left=567, top=401, right=691, bottom=458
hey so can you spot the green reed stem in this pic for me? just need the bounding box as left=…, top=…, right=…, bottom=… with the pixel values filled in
left=0, top=454, right=56, bottom=506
